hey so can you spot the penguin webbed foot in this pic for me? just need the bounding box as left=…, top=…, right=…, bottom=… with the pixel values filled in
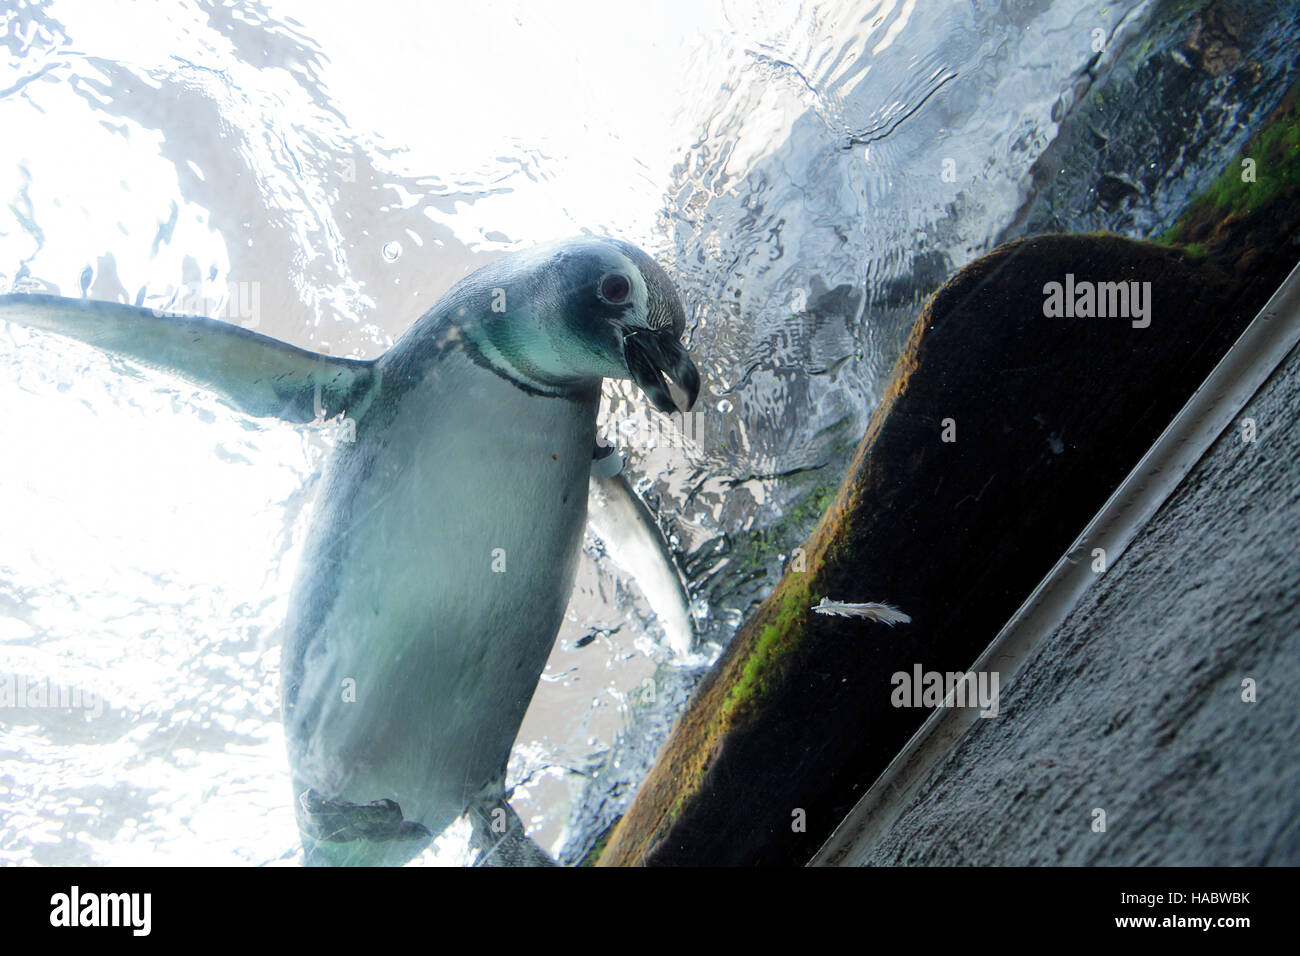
left=297, top=788, right=432, bottom=866
left=299, top=788, right=431, bottom=843
left=467, top=795, right=558, bottom=867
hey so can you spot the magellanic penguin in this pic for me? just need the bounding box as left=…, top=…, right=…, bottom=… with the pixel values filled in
left=0, top=237, right=701, bottom=866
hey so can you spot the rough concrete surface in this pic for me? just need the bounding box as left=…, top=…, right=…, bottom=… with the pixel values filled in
left=856, top=345, right=1300, bottom=866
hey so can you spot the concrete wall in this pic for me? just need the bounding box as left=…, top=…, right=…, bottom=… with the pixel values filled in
left=851, top=346, right=1300, bottom=866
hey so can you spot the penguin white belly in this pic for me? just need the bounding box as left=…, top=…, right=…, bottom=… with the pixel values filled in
left=282, top=350, right=597, bottom=836
left=0, top=235, right=700, bottom=867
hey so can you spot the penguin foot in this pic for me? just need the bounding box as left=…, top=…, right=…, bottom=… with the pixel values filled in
left=468, top=795, right=557, bottom=867
left=297, top=788, right=432, bottom=866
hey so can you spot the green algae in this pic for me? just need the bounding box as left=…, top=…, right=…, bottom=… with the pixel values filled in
left=1161, top=89, right=1300, bottom=246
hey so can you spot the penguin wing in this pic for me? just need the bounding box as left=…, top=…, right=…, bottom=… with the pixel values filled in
left=587, top=471, right=695, bottom=656
left=0, top=293, right=375, bottom=423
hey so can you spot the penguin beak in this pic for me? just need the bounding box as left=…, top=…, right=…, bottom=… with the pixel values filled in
left=623, top=329, right=700, bottom=414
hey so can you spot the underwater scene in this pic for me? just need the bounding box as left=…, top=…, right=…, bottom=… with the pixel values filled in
left=1, top=0, right=1298, bottom=871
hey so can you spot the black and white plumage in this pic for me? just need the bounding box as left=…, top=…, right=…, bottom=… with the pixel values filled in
left=0, top=236, right=700, bottom=866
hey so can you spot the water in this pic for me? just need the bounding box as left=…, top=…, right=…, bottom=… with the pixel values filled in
left=1, top=0, right=1296, bottom=865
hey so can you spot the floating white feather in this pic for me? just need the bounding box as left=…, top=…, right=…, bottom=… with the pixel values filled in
left=812, top=597, right=912, bottom=625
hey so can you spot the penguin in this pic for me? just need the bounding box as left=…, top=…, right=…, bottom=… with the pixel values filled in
left=0, top=236, right=700, bottom=866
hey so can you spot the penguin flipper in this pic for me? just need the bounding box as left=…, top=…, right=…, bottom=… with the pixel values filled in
left=0, top=293, right=376, bottom=423
left=587, top=469, right=695, bottom=656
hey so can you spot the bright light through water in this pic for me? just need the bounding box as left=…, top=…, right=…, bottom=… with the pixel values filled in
left=1, top=0, right=1159, bottom=864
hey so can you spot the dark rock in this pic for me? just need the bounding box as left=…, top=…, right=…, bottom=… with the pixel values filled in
left=1093, top=174, right=1141, bottom=211
left=851, top=327, right=1300, bottom=866
left=1186, top=1, right=1246, bottom=77
left=598, top=158, right=1300, bottom=867
left=999, top=0, right=1298, bottom=241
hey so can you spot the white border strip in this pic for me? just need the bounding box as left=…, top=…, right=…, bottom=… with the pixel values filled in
left=811, top=260, right=1300, bottom=866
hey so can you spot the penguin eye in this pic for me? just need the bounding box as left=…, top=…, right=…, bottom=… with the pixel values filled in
left=598, top=273, right=631, bottom=305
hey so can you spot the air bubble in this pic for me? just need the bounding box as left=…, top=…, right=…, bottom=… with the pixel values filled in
left=382, top=241, right=402, bottom=261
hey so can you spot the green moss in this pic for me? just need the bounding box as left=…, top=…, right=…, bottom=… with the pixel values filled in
left=788, top=484, right=834, bottom=526
left=717, top=578, right=813, bottom=727
left=720, top=625, right=782, bottom=721
left=1161, top=90, right=1300, bottom=246
left=649, top=574, right=818, bottom=836
left=648, top=573, right=823, bottom=841
left=579, top=822, right=618, bottom=866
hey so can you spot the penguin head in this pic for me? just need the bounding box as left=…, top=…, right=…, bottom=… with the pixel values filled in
left=452, top=237, right=700, bottom=413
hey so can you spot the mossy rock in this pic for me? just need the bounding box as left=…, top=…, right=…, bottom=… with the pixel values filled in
left=1160, top=83, right=1300, bottom=261
left=597, top=162, right=1300, bottom=866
